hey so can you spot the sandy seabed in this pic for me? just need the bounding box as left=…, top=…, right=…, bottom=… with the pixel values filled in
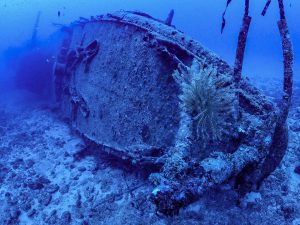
left=0, top=78, right=300, bottom=225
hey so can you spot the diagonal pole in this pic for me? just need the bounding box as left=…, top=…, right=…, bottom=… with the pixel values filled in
left=233, top=0, right=251, bottom=116
left=276, top=0, right=293, bottom=125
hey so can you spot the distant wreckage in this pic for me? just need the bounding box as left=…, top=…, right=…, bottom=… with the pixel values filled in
left=53, top=11, right=288, bottom=215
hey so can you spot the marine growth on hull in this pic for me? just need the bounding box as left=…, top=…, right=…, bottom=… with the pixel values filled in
left=53, top=10, right=292, bottom=215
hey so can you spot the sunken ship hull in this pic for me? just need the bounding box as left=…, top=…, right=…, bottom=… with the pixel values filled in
left=54, top=11, right=287, bottom=214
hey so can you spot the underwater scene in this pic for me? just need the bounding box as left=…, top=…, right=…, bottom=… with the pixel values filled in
left=0, top=0, right=299, bottom=224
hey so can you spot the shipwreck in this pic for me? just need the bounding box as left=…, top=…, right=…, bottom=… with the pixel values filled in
left=52, top=10, right=293, bottom=215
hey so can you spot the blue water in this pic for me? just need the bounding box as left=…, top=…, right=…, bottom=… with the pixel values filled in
left=0, top=0, right=299, bottom=83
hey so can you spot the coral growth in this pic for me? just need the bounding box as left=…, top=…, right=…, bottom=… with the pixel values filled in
left=173, top=61, right=236, bottom=143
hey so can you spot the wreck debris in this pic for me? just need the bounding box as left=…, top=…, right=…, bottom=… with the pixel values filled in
left=54, top=39, right=100, bottom=77
left=220, top=0, right=252, bottom=115
left=261, top=0, right=294, bottom=113
left=79, top=17, right=89, bottom=22
left=70, top=89, right=90, bottom=120
left=277, top=0, right=293, bottom=123
left=223, top=0, right=293, bottom=123
left=261, top=0, right=272, bottom=16
left=83, top=40, right=100, bottom=73
left=165, top=9, right=174, bottom=26
left=152, top=145, right=260, bottom=215
left=54, top=62, right=66, bottom=76
left=221, top=0, right=232, bottom=33
left=54, top=29, right=73, bottom=101
left=254, top=0, right=294, bottom=187
left=30, top=11, right=41, bottom=48
left=233, top=0, right=251, bottom=86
